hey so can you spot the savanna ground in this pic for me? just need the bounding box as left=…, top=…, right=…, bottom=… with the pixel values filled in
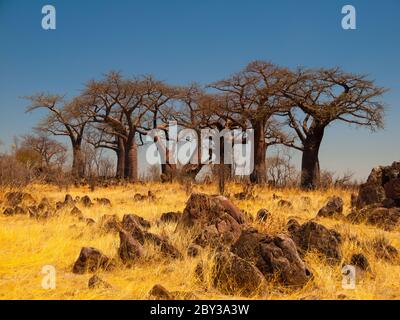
left=0, top=182, right=399, bottom=300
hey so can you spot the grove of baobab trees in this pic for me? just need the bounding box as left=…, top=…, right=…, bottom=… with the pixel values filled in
left=25, top=61, right=386, bottom=189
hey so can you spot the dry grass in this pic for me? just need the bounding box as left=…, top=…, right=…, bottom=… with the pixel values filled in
left=0, top=182, right=399, bottom=300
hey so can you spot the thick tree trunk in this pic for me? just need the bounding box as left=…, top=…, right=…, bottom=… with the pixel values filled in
left=116, top=138, right=125, bottom=179
left=218, top=132, right=232, bottom=194
left=72, top=144, right=85, bottom=179
left=300, top=126, right=325, bottom=190
left=250, top=120, right=266, bottom=184
left=125, top=139, right=138, bottom=182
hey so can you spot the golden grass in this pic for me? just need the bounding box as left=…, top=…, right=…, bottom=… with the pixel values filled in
left=0, top=182, right=399, bottom=300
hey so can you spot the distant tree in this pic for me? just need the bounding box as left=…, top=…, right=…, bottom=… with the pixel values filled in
left=25, top=94, right=90, bottom=178
left=20, top=134, right=67, bottom=169
left=281, top=67, right=386, bottom=189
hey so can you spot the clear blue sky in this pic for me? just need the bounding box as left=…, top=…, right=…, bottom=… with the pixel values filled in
left=0, top=0, right=399, bottom=180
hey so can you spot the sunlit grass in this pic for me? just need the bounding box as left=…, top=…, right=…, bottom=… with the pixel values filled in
left=0, top=182, right=399, bottom=300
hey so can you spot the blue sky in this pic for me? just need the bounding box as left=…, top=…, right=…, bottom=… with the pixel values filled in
left=0, top=0, right=399, bottom=180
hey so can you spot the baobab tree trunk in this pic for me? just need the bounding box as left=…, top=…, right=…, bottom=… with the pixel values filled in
left=72, top=144, right=85, bottom=179
left=300, top=126, right=325, bottom=190
left=250, top=120, right=266, bottom=184
left=124, top=139, right=138, bottom=182
left=116, top=138, right=125, bottom=179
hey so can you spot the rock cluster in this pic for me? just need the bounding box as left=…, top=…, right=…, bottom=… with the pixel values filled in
left=348, top=162, right=400, bottom=230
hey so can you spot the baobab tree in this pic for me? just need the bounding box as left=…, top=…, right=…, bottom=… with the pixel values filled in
left=85, top=124, right=126, bottom=178
left=210, top=61, right=291, bottom=183
left=281, top=67, right=386, bottom=189
left=26, top=94, right=90, bottom=178
left=83, top=72, right=176, bottom=181
left=20, top=134, right=67, bottom=169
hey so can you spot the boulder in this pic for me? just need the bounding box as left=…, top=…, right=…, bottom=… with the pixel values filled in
left=212, top=251, right=268, bottom=298
left=187, top=244, right=201, bottom=257
left=317, top=196, right=344, bottom=218
left=160, top=211, right=181, bottom=223
left=347, top=206, right=400, bottom=231
left=80, top=195, right=93, bottom=207
left=5, top=192, right=35, bottom=207
left=255, top=209, right=271, bottom=222
left=122, top=213, right=151, bottom=230
left=143, top=232, right=182, bottom=259
left=70, top=207, right=83, bottom=218
left=148, top=284, right=173, bottom=300
left=371, top=237, right=399, bottom=263
left=118, top=230, right=144, bottom=264
left=88, top=275, right=112, bottom=289
left=356, top=162, right=400, bottom=208
left=176, top=193, right=244, bottom=248
left=3, top=208, right=14, bottom=216
left=231, top=228, right=311, bottom=287
left=72, top=247, right=115, bottom=274
left=350, top=253, right=370, bottom=272
left=277, top=199, right=293, bottom=208
left=96, top=198, right=111, bottom=206
left=288, top=220, right=342, bottom=264
left=14, top=206, right=27, bottom=215
left=64, top=194, right=75, bottom=205
left=99, top=214, right=122, bottom=233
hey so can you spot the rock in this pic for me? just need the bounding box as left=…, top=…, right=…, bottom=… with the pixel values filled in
left=187, top=244, right=201, bottom=257
left=55, top=201, right=64, bottom=210
left=118, top=230, right=144, bottom=264
left=212, top=251, right=268, bottom=298
left=177, top=193, right=244, bottom=248
left=148, top=284, right=173, bottom=300
left=277, top=199, right=293, bottom=208
left=3, top=208, right=14, bottom=216
left=214, top=196, right=246, bottom=224
left=64, top=194, right=75, bottom=205
left=133, top=193, right=146, bottom=201
left=371, top=237, right=399, bottom=263
left=147, top=191, right=156, bottom=201
left=231, top=228, right=311, bottom=287
left=347, top=206, right=400, bottom=231
left=143, top=232, right=182, bottom=259
left=317, top=196, right=344, bottom=218
left=70, top=207, right=83, bottom=217
left=350, top=253, right=370, bottom=271
left=133, top=191, right=155, bottom=201
left=29, top=205, right=54, bottom=220
left=99, top=214, right=122, bottom=233
left=272, top=194, right=281, bottom=200
left=14, top=206, right=27, bottom=215
left=356, top=162, right=400, bottom=208
left=88, top=275, right=112, bottom=289
left=160, top=211, right=181, bottom=223
left=5, top=192, right=35, bottom=207
left=72, top=247, right=115, bottom=274
left=96, top=198, right=111, bottom=206
left=234, top=185, right=254, bottom=200
left=288, top=220, right=342, bottom=264
left=122, top=214, right=151, bottom=230
left=80, top=195, right=93, bottom=207
left=256, top=209, right=271, bottom=222
left=384, top=178, right=400, bottom=201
